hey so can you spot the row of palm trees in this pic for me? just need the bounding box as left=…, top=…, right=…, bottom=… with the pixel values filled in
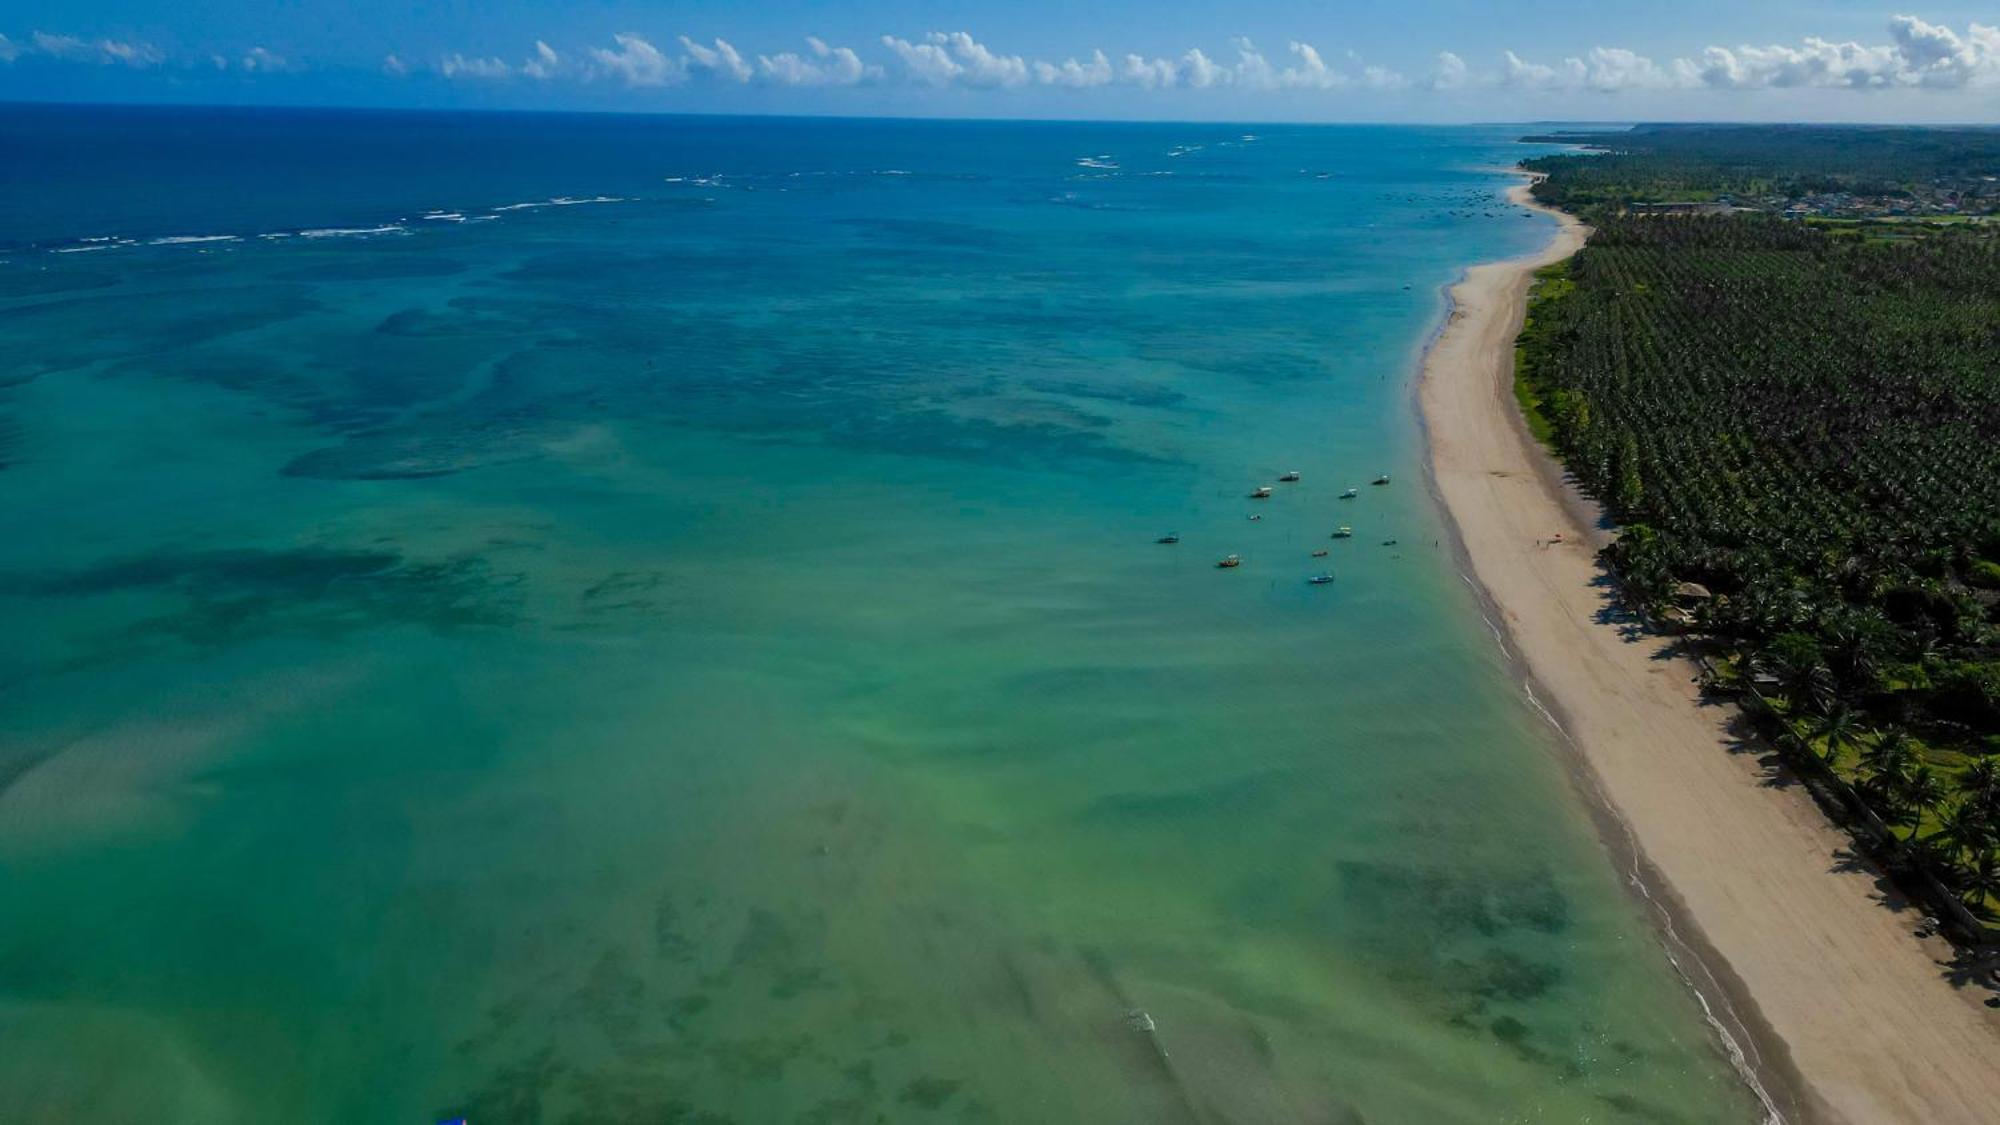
left=1795, top=698, right=2000, bottom=911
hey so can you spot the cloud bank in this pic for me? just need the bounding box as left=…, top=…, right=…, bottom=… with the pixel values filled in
left=404, top=16, right=1998, bottom=97
left=6, top=14, right=1996, bottom=103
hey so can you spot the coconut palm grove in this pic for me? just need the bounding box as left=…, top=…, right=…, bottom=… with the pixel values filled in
left=1517, top=125, right=2000, bottom=918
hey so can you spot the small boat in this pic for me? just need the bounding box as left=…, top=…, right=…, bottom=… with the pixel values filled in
left=1278, top=470, right=1301, bottom=482
left=1247, top=514, right=1262, bottom=521
left=1339, top=488, right=1359, bottom=499
left=1155, top=533, right=1180, bottom=544
left=1331, top=526, right=1353, bottom=539
left=1307, top=572, right=1335, bottom=585
left=1216, top=554, right=1242, bottom=569
left=1311, top=549, right=1329, bottom=558
left=1250, top=486, right=1273, bottom=499
left=1381, top=538, right=1399, bottom=546
left=1371, top=474, right=1391, bottom=486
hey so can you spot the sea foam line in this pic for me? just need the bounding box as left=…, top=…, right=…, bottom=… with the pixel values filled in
left=297, top=225, right=407, bottom=239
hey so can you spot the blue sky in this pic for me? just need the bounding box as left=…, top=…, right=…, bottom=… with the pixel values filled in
left=2, top=2, right=1998, bottom=121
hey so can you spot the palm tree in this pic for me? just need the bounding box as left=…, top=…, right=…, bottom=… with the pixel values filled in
left=1958, top=848, right=2000, bottom=915
left=1859, top=728, right=1915, bottom=807
left=1808, top=705, right=1861, bottom=769
left=1935, top=798, right=1994, bottom=865
left=1897, top=765, right=1948, bottom=863
left=1961, top=756, right=2000, bottom=820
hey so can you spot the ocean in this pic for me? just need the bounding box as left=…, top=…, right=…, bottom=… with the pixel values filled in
left=0, top=105, right=1759, bottom=1123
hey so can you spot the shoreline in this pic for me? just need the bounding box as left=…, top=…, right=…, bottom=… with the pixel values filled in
left=1418, top=176, right=2000, bottom=1124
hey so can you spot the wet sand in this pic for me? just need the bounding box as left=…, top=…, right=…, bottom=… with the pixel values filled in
left=1419, top=177, right=2000, bottom=1124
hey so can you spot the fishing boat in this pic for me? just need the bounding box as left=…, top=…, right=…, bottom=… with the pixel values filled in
left=1372, top=474, right=1391, bottom=485
left=1278, top=470, right=1301, bottom=482
left=1216, top=554, right=1242, bottom=569
left=1311, top=549, right=1329, bottom=558
left=1250, top=486, right=1273, bottom=499
left=1339, top=488, right=1359, bottom=499
left=1307, top=572, right=1335, bottom=585
left=1331, top=526, right=1353, bottom=539
left=1247, top=514, right=1262, bottom=521
left=1155, top=533, right=1180, bottom=544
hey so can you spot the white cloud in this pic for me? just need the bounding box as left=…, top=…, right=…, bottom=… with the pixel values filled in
left=1183, top=47, right=1229, bottom=88
left=1121, top=53, right=1179, bottom=89
left=757, top=36, right=878, bottom=86
left=680, top=36, right=750, bottom=82
left=588, top=33, right=683, bottom=87
left=882, top=31, right=1028, bottom=88
left=1280, top=41, right=1346, bottom=90
left=1429, top=51, right=1469, bottom=90
left=241, top=46, right=286, bottom=72
left=1886, top=14, right=2000, bottom=86
left=880, top=34, right=957, bottom=85
left=31, top=32, right=163, bottom=67
left=1362, top=64, right=1408, bottom=90
left=441, top=53, right=511, bottom=79
left=0, top=33, right=18, bottom=64
left=1034, top=49, right=1113, bottom=88
left=141, top=15, right=2000, bottom=103
left=522, top=41, right=561, bottom=80
left=1229, top=38, right=1277, bottom=89
left=1500, top=15, right=2000, bottom=94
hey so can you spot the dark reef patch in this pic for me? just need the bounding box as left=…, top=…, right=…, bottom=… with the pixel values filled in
left=272, top=254, right=468, bottom=282
left=280, top=415, right=567, bottom=480
left=0, top=284, right=320, bottom=385
left=15, top=545, right=524, bottom=644
left=0, top=268, right=120, bottom=299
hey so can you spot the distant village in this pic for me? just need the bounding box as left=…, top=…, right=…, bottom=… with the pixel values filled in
left=1632, top=177, right=2000, bottom=221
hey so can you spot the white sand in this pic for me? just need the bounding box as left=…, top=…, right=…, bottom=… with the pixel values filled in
left=1420, top=179, right=2000, bottom=1124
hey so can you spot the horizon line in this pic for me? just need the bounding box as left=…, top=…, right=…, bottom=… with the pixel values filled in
left=7, top=96, right=2000, bottom=131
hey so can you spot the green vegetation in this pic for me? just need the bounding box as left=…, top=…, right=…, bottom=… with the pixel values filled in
left=1522, top=123, right=2000, bottom=217
left=1511, top=261, right=1571, bottom=448
left=1516, top=127, right=2000, bottom=920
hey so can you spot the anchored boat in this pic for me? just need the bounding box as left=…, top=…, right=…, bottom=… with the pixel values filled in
left=1216, top=554, right=1242, bottom=569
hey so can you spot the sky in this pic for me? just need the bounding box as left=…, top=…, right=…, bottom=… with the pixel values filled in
left=1, top=2, right=1998, bottom=122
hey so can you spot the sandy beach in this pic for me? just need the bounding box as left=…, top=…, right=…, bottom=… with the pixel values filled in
left=1420, top=178, right=2000, bottom=1124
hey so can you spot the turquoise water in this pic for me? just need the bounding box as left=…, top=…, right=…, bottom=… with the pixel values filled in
left=0, top=109, right=1758, bottom=1123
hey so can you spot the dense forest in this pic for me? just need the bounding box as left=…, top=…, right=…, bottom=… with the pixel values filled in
left=1513, top=127, right=2000, bottom=918
left=1520, top=123, right=2000, bottom=216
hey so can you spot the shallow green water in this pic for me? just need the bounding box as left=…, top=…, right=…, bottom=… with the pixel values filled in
left=0, top=110, right=1759, bottom=1123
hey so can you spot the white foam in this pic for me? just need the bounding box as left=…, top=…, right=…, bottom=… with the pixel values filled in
left=55, top=244, right=114, bottom=254
left=419, top=211, right=467, bottom=222
left=549, top=195, right=624, bottom=206
left=1075, top=157, right=1119, bottom=170
left=297, top=225, right=407, bottom=239
left=149, top=235, right=241, bottom=245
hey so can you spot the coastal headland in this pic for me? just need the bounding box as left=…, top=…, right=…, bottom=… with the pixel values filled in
left=1420, top=177, right=2000, bottom=1124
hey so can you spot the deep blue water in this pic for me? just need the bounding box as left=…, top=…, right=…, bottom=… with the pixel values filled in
left=0, top=105, right=1757, bottom=1123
